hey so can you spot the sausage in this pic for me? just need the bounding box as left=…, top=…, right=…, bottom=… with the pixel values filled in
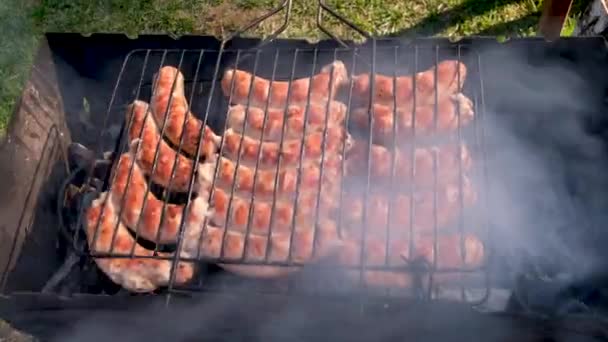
left=226, top=101, right=348, bottom=141
left=195, top=217, right=341, bottom=265
left=345, top=141, right=472, bottom=189
left=109, top=151, right=210, bottom=244
left=338, top=176, right=476, bottom=235
left=191, top=217, right=342, bottom=278
left=126, top=100, right=215, bottom=192
left=352, top=60, right=467, bottom=108
left=150, top=66, right=219, bottom=159
left=350, top=93, right=475, bottom=145
left=205, top=185, right=338, bottom=236
left=335, top=232, right=484, bottom=270
left=108, top=152, right=336, bottom=264
left=198, top=155, right=342, bottom=200
left=333, top=232, right=485, bottom=288
left=218, top=127, right=351, bottom=169
left=85, top=192, right=195, bottom=292
left=221, top=61, right=349, bottom=108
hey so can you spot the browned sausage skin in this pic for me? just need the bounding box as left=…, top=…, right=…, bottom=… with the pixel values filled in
left=221, top=61, right=349, bottom=108
left=345, top=140, right=472, bottom=189
left=199, top=154, right=342, bottom=200
left=85, top=192, right=195, bottom=292
left=338, top=176, right=477, bottom=236
left=108, top=150, right=209, bottom=244
left=218, top=127, right=352, bottom=169
left=150, top=66, right=219, bottom=159
left=352, top=60, right=467, bottom=109
left=226, top=101, right=348, bottom=141
left=126, top=100, right=212, bottom=192
left=350, top=93, right=474, bottom=145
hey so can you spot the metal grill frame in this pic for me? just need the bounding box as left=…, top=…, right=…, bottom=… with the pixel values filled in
left=70, top=0, right=492, bottom=306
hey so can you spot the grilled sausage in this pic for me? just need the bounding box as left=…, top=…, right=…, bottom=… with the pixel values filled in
left=198, top=154, right=342, bottom=200
left=351, top=93, right=475, bottom=145
left=121, top=134, right=341, bottom=258
left=109, top=149, right=334, bottom=258
left=85, top=192, right=195, bottom=292
left=338, top=176, right=477, bottom=235
left=334, top=232, right=485, bottom=288
left=192, top=217, right=342, bottom=278
left=204, top=184, right=338, bottom=236
left=345, top=141, right=472, bottom=189
left=150, top=66, right=219, bottom=159
left=336, top=232, right=484, bottom=269
left=127, top=100, right=215, bottom=193
left=109, top=151, right=210, bottom=244
left=226, top=101, right=348, bottom=141
left=221, top=61, right=349, bottom=108
left=195, top=218, right=341, bottom=264
left=352, top=60, right=467, bottom=109
left=218, top=127, right=351, bottom=169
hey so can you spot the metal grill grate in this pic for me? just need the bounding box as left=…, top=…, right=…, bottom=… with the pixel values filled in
left=69, top=0, right=491, bottom=306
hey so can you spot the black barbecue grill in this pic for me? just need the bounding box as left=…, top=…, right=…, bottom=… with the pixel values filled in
left=72, top=40, right=489, bottom=300
left=2, top=1, right=608, bottom=341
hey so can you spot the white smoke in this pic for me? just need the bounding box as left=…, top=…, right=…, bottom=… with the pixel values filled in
left=475, top=42, right=608, bottom=287
left=42, top=40, right=608, bottom=340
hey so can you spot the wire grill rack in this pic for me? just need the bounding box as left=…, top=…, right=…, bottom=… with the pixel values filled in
left=71, top=0, right=491, bottom=305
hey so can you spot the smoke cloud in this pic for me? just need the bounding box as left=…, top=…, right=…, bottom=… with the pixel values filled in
left=473, top=41, right=608, bottom=297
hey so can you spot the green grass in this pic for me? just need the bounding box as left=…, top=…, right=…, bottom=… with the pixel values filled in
left=0, top=0, right=589, bottom=136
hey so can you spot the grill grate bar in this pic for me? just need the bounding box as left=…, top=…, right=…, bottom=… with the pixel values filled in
left=200, top=49, right=242, bottom=262
left=240, top=49, right=281, bottom=262
left=286, top=49, right=319, bottom=263
left=264, top=49, right=300, bottom=262
left=147, top=52, right=187, bottom=256
left=73, top=42, right=490, bottom=306
left=218, top=50, right=261, bottom=260
left=407, top=45, right=418, bottom=266
left=335, top=49, right=358, bottom=243
left=311, top=49, right=341, bottom=261
left=456, top=45, right=467, bottom=302
left=427, top=46, right=441, bottom=299
left=88, top=50, right=157, bottom=256
left=358, top=38, right=377, bottom=290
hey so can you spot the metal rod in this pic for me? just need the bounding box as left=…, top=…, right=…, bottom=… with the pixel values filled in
left=311, top=49, right=340, bottom=261
left=336, top=48, right=358, bottom=243
left=1, top=126, right=63, bottom=290
left=317, top=0, right=371, bottom=47
left=265, top=49, right=300, bottom=261
left=408, top=45, right=418, bottom=266
left=165, top=40, right=231, bottom=306
left=241, top=49, right=281, bottom=261
left=384, top=45, right=399, bottom=267
left=152, top=51, right=206, bottom=254
left=359, top=38, right=377, bottom=291
left=87, top=50, right=154, bottom=257
left=197, top=49, right=242, bottom=261
left=287, top=49, right=319, bottom=263
left=456, top=45, right=467, bottom=302
left=219, top=50, right=261, bottom=259
left=427, top=46, right=441, bottom=300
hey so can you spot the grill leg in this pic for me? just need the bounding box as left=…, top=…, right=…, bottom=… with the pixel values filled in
left=539, top=0, right=575, bottom=41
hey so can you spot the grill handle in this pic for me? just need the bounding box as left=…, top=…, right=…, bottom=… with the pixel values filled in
left=221, top=0, right=373, bottom=49
left=539, top=0, right=574, bottom=41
